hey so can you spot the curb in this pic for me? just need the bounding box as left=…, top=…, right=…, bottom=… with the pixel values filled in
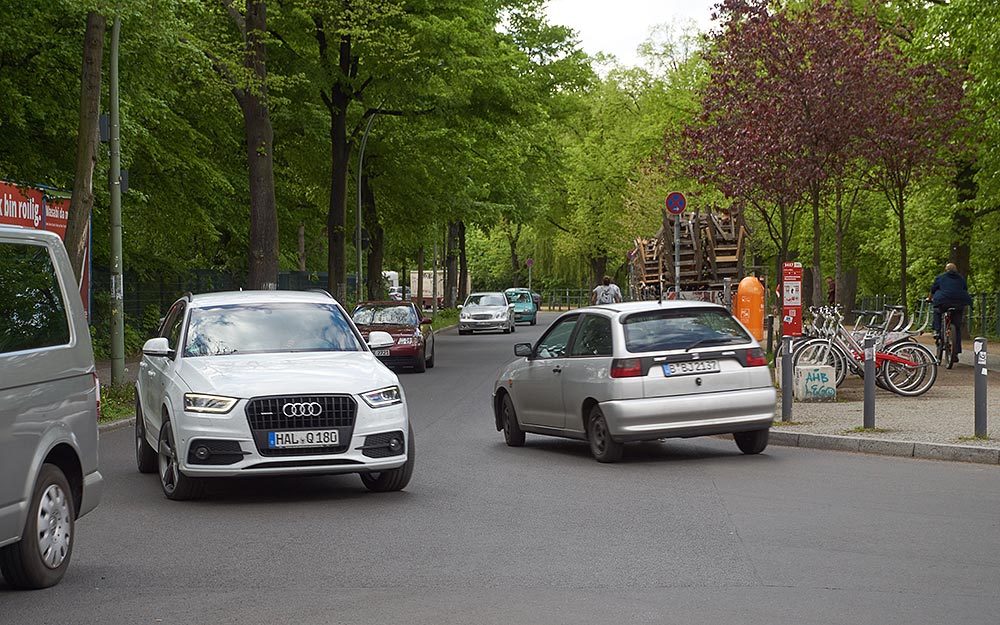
left=100, top=417, right=135, bottom=434
left=769, top=430, right=1000, bottom=465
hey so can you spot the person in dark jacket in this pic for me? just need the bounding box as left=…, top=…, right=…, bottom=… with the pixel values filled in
left=929, top=262, right=973, bottom=361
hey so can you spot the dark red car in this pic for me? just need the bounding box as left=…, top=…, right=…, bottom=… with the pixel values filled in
left=352, top=301, right=435, bottom=372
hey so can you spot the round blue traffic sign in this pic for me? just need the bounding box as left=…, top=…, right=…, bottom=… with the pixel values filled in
left=666, top=192, right=686, bottom=215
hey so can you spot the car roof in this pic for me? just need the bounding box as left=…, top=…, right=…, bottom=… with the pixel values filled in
left=187, top=290, right=337, bottom=308
left=504, top=287, right=530, bottom=292
left=468, top=291, right=506, bottom=297
left=579, top=299, right=726, bottom=314
left=356, top=300, right=414, bottom=307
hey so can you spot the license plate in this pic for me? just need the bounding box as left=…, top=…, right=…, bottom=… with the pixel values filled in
left=663, top=360, right=720, bottom=376
left=374, top=349, right=390, bottom=356
left=268, top=429, right=339, bottom=448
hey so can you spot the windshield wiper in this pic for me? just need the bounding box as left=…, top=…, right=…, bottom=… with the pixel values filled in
left=684, top=337, right=739, bottom=352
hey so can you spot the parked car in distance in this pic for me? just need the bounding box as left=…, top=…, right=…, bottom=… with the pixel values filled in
left=388, top=286, right=411, bottom=301
left=504, top=288, right=538, bottom=326
left=352, top=301, right=435, bottom=372
left=135, top=290, right=414, bottom=500
left=492, top=300, right=776, bottom=462
left=0, top=226, right=103, bottom=589
left=531, top=291, right=542, bottom=309
left=458, top=292, right=515, bottom=335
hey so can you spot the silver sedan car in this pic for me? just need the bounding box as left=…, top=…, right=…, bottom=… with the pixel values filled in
left=492, top=300, right=776, bottom=462
left=458, top=292, right=515, bottom=335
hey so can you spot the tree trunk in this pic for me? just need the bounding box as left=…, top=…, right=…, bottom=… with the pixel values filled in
left=416, top=247, right=424, bottom=305
left=326, top=37, right=352, bottom=300
left=508, top=226, right=520, bottom=287
left=445, top=222, right=460, bottom=308
left=589, top=256, right=607, bottom=288
left=810, top=185, right=823, bottom=310
left=950, top=160, right=977, bottom=277
left=66, top=11, right=105, bottom=285
left=362, top=172, right=384, bottom=300
left=897, top=187, right=907, bottom=309
left=297, top=223, right=306, bottom=271
left=458, top=220, right=468, bottom=300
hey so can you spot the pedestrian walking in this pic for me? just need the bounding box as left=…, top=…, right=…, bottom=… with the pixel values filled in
left=592, top=276, right=622, bottom=305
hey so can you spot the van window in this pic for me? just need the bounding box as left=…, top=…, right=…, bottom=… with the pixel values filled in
left=0, top=241, right=70, bottom=354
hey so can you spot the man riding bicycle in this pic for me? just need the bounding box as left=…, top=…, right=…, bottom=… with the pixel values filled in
left=929, top=262, right=973, bottom=363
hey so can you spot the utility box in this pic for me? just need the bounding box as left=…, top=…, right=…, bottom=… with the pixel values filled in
left=793, top=365, right=836, bottom=401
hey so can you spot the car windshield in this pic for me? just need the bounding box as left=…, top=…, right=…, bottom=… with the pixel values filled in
left=622, top=308, right=751, bottom=353
left=352, top=305, right=418, bottom=326
left=506, top=292, right=532, bottom=304
left=466, top=294, right=507, bottom=307
left=183, top=303, right=362, bottom=357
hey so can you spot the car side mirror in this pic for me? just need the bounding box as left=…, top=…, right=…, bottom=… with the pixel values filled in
left=421, top=318, right=432, bottom=325
left=142, top=337, right=175, bottom=359
left=457, top=304, right=463, bottom=310
left=514, top=343, right=533, bottom=358
left=368, top=331, right=394, bottom=350
left=508, top=303, right=516, bottom=309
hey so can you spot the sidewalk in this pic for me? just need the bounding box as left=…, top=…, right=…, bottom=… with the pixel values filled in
left=770, top=334, right=1000, bottom=465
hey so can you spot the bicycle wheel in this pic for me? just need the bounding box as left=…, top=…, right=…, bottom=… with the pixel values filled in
left=881, top=342, right=937, bottom=397
left=944, top=320, right=955, bottom=369
left=791, top=338, right=850, bottom=387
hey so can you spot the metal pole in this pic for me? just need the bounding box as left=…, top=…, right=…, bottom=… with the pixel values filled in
left=974, top=337, right=987, bottom=437
left=432, top=238, right=438, bottom=317
left=781, top=336, right=792, bottom=422
left=109, top=15, right=124, bottom=385
left=357, top=111, right=378, bottom=303
left=863, top=336, right=876, bottom=429
left=674, top=214, right=681, bottom=296
left=766, top=315, right=774, bottom=358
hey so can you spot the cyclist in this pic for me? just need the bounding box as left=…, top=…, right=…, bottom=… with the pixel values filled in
left=929, top=262, right=973, bottom=363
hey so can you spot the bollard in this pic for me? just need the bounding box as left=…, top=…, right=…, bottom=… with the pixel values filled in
left=974, top=337, right=987, bottom=437
left=766, top=315, right=774, bottom=358
left=863, top=336, right=876, bottom=429
left=781, top=335, right=792, bottom=422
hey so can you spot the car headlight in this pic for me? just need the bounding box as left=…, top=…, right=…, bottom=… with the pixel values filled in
left=184, top=393, right=238, bottom=414
left=361, top=386, right=402, bottom=408
left=460, top=313, right=471, bottom=320
left=495, top=312, right=506, bottom=319
left=397, top=336, right=417, bottom=345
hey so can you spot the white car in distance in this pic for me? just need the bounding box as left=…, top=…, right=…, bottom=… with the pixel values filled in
left=135, top=290, right=414, bottom=500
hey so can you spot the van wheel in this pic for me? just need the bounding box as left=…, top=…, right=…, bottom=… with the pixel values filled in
left=734, top=429, right=769, bottom=454
left=0, top=464, right=75, bottom=589
left=135, top=396, right=157, bottom=474
left=588, top=406, right=624, bottom=463
left=158, top=420, right=204, bottom=500
left=360, top=425, right=415, bottom=492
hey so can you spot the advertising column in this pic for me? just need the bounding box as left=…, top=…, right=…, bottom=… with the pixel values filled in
left=782, top=262, right=803, bottom=336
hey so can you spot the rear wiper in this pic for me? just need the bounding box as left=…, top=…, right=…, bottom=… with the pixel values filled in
left=684, top=337, right=739, bottom=352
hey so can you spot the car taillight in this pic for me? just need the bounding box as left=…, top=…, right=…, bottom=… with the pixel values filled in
left=610, top=358, right=643, bottom=378
left=745, top=348, right=768, bottom=367
left=93, top=372, right=102, bottom=421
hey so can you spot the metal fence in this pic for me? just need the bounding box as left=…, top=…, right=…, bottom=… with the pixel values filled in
left=858, top=293, right=1000, bottom=338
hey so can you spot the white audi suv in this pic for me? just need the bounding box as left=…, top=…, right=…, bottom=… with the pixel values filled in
left=135, top=290, right=413, bottom=499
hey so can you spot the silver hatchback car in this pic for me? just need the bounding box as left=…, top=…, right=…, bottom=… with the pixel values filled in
left=492, top=301, right=776, bottom=462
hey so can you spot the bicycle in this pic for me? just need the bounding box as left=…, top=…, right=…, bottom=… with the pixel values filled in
left=935, top=305, right=958, bottom=370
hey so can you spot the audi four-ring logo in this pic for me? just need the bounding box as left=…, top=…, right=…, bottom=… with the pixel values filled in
left=282, top=402, right=323, bottom=417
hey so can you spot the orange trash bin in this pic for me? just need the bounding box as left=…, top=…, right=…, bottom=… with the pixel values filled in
left=735, top=275, right=765, bottom=341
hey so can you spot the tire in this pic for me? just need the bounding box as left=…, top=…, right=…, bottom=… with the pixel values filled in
left=502, top=325, right=511, bottom=334
left=944, top=323, right=955, bottom=370
left=426, top=343, right=435, bottom=369
left=0, top=464, right=75, bottom=589
left=530, top=314, right=537, bottom=326
left=881, top=342, right=937, bottom=397
left=587, top=405, right=623, bottom=463
left=135, top=395, right=157, bottom=474
left=360, top=425, right=415, bottom=492
left=412, top=349, right=427, bottom=373
left=500, top=393, right=525, bottom=447
left=158, top=419, right=205, bottom=501
left=458, top=329, right=469, bottom=336
left=734, top=428, right=769, bottom=454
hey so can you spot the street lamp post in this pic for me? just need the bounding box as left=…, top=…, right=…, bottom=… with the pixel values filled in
left=356, top=109, right=380, bottom=303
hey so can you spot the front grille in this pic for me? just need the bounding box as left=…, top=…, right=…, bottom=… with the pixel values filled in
left=472, top=314, right=493, bottom=320
left=245, top=395, right=357, bottom=457
left=378, top=356, right=420, bottom=368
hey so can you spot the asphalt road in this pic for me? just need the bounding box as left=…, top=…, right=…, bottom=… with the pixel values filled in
left=2, top=312, right=998, bottom=624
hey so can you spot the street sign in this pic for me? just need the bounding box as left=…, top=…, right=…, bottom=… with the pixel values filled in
left=666, top=192, right=686, bottom=215
left=525, top=258, right=533, bottom=267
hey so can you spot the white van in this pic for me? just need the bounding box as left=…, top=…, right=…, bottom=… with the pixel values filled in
left=0, top=226, right=103, bottom=589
